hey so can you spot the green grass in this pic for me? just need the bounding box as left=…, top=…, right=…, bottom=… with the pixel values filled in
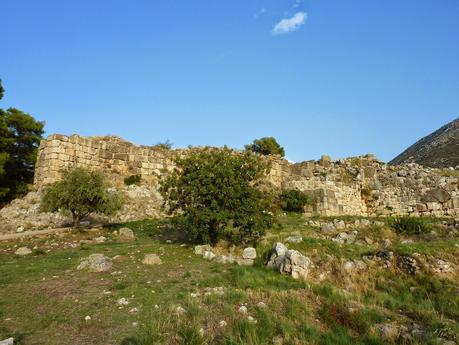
left=0, top=215, right=457, bottom=344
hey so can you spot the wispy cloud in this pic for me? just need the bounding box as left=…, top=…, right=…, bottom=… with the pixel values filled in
left=272, top=12, right=307, bottom=35
left=254, top=7, right=267, bottom=20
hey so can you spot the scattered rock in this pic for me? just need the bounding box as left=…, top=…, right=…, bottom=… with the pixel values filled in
left=84, top=316, right=91, bottom=322
left=142, top=254, right=162, bottom=265
left=320, top=223, right=335, bottom=233
left=77, top=254, right=113, bottom=272
left=219, top=320, right=227, bottom=327
left=396, top=255, right=419, bottom=275
left=118, top=227, right=135, bottom=241
left=242, top=247, right=257, bottom=259
left=238, top=305, right=248, bottom=314
left=203, top=251, right=216, bottom=261
left=215, top=255, right=235, bottom=264
left=267, top=243, right=311, bottom=280
left=375, top=323, right=407, bottom=341
left=381, top=239, right=392, bottom=248
left=0, top=338, right=14, bottom=345
left=236, top=258, right=254, bottom=266
left=256, top=302, right=267, bottom=309
left=16, top=226, right=24, bottom=233
left=285, top=234, right=303, bottom=243
left=175, top=306, right=186, bottom=315
left=95, top=236, right=107, bottom=243
left=14, top=247, right=32, bottom=256
left=194, top=245, right=213, bottom=255
left=116, top=298, right=129, bottom=306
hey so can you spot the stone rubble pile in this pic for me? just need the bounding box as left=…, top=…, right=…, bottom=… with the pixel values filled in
left=267, top=242, right=312, bottom=280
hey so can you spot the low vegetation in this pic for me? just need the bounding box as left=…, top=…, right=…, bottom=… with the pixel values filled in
left=0, top=214, right=457, bottom=345
left=279, top=189, right=310, bottom=213
left=124, top=174, right=142, bottom=186
left=388, top=216, right=431, bottom=235
left=41, top=168, right=124, bottom=227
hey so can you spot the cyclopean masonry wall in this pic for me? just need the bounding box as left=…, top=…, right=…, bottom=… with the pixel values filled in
left=33, top=134, right=459, bottom=218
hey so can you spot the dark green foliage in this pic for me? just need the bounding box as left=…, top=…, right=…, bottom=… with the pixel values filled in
left=124, top=174, right=141, bottom=186
left=279, top=189, right=309, bottom=212
left=153, top=140, right=173, bottom=150
left=0, top=107, right=44, bottom=202
left=41, top=168, right=123, bottom=227
left=388, top=216, right=431, bottom=235
left=160, top=147, right=274, bottom=245
left=0, top=79, right=4, bottom=100
left=245, top=137, right=285, bottom=157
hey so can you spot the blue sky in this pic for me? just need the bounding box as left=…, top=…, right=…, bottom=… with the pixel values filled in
left=1, top=0, right=458, bottom=162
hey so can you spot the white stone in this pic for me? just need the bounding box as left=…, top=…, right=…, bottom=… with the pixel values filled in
left=15, top=247, right=32, bottom=256
left=142, top=254, right=162, bottom=265
left=242, top=247, right=257, bottom=259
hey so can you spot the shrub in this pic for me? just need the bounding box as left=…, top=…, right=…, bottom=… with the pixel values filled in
left=160, top=147, right=274, bottom=245
left=152, top=140, right=173, bottom=150
left=388, top=216, right=431, bottom=235
left=279, top=189, right=309, bottom=212
left=124, top=174, right=141, bottom=186
left=245, top=137, right=285, bottom=157
left=41, top=167, right=123, bottom=227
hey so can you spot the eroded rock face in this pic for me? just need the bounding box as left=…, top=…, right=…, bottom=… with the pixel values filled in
left=267, top=243, right=311, bottom=280
left=77, top=254, right=113, bottom=272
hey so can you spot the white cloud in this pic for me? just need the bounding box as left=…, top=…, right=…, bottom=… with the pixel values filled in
left=272, top=12, right=307, bottom=35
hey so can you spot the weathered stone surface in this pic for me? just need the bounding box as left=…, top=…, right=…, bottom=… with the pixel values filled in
left=142, top=254, right=162, bottom=265
left=285, top=234, right=303, bottom=243
left=267, top=243, right=311, bottom=280
left=118, top=227, right=135, bottom=241
left=15, top=247, right=32, bottom=256
left=0, top=338, right=14, bottom=345
left=242, top=247, right=257, bottom=259
left=423, top=188, right=451, bottom=203
left=77, top=254, right=113, bottom=272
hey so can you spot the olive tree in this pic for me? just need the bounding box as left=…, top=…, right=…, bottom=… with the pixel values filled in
left=160, top=147, right=274, bottom=245
left=245, top=137, right=285, bottom=157
left=41, top=168, right=123, bottom=227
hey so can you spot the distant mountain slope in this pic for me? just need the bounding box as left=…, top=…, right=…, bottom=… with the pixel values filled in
left=390, top=117, right=459, bottom=168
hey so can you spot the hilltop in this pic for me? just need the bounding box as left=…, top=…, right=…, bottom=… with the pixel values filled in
left=390, top=117, right=459, bottom=168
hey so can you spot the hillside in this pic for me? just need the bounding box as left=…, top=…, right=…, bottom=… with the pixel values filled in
left=390, top=117, right=459, bottom=168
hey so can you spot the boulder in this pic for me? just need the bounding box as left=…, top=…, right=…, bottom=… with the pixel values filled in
left=0, top=338, right=14, bottom=345
left=267, top=243, right=311, bottom=280
left=423, top=188, right=451, bottom=203
left=320, top=223, right=335, bottom=233
left=142, top=254, right=162, bottom=265
left=242, top=247, right=257, bottom=259
left=118, top=227, right=135, bottom=241
left=77, top=254, right=113, bottom=272
left=194, top=245, right=212, bottom=255
left=15, top=247, right=32, bottom=256
left=396, top=255, right=418, bottom=275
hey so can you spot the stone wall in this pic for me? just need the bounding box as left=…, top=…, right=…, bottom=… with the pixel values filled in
left=33, top=134, right=459, bottom=218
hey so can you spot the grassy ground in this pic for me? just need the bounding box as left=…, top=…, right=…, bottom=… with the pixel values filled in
left=0, top=215, right=458, bottom=345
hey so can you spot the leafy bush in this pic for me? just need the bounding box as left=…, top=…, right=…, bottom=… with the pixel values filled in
left=245, top=137, right=285, bottom=157
left=124, top=174, right=141, bottom=186
left=152, top=140, right=173, bottom=150
left=279, top=189, right=309, bottom=212
left=160, top=147, right=274, bottom=245
left=388, top=216, right=431, bottom=235
left=41, top=167, right=123, bottom=227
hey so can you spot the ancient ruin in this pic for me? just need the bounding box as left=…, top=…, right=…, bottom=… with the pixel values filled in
left=33, top=133, right=459, bottom=218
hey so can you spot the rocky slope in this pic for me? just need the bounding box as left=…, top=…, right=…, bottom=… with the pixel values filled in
left=390, top=117, right=459, bottom=168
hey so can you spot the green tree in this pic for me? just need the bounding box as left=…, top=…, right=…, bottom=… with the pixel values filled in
left=245, top=137, right=285, bottom=157
left=160, top=147, right=274, bottom=245
left=279, top=189, right=310, bottom=212
left=0, top=79, right=4, bottom=100
left=0, top=107, right=44, bottom=201
left=41, top=168, right=123, bottom=227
